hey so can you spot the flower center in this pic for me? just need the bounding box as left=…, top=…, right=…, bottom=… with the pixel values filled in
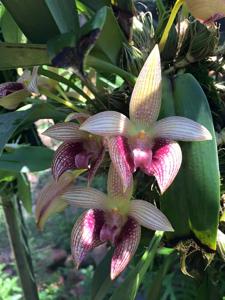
left=99, top=210, right=127, bottom=245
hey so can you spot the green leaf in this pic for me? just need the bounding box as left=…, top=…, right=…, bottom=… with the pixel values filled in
left=0, top=103, right=65, bottom=157
left=0, top=43, right=50, bottom=70
left=161, top=74, right=220, bottom=250
left=110, top=232, right=163, bottom=300
left=92, top=250, right=114, bottom=300
left=45, top=0, right=79, bottom=34
left=17, top=173, right=32, bottom=213
left=86, top=6, right=126, bottom=65
left=80, top=0, right=111, bottom=11
left=1, top=0, right=60, bottom=43
left=0, top=146, right=53, bottom=172
left=1, top=10, right=23, bottom=43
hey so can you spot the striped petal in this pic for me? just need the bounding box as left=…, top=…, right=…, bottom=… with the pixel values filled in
left=111, top=217, right=141, bottom=280
left=65, top=112, right=90, bottom=123
left=107, top=136, right=134, bottom=192
left=52, top=142, right=84, bottom=180
left=148, top=140, right=182, bottom=194
left=107, top=163, right=133, bottom=201
left=129, top=200, right=173, bottom=231
left=185, top=0, right=225, bottom=22
left=129, top=44, right=162, bottom=127
left=217, top=229, right=225, bottom=261
left=71, top=209, right=104, bottom=267
left=43, top=123, right=85, bottom=142
left=80, top=111, right=132, bottom=137
left=153, top=116, right=212, bottom=141
left=35, top=172, right=75, bottom=230
left=62, top=187, right=107, bottom=209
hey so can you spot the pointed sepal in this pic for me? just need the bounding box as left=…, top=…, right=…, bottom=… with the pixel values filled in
left=43, top=123, right=86, bottom=142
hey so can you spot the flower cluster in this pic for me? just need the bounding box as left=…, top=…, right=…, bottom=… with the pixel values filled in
left=36, top=45, right=212, bottom=279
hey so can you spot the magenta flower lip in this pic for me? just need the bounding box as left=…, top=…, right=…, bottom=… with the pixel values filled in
left=79, top=45, right=212, bottom=194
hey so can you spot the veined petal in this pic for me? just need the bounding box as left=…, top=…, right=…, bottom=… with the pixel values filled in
left=27, top=66, right=39, bottom=94
left=43, top=123, right=86, bottom=142
left=107, top=136, right=134, bottom=192
left=185, top=0, right=225, bottom=22
left=217, top=229, right=225, bottom=261
left=35, top=172, right=75, bottom=230
left=148, top=140, right=182, bottom=194
left=0, top=82, right=24, bottom=96
left=88, top=147, right=105, bottom=184
left=63, top=187, right=107, bottom=209
left=80, top=111, right=132, bottom=136
left=153, top=116, right=212, bottom=141
left=107, top=163, right=133, bottom=201
left=129, top=200, right=173, bottom=231
left=71, top=209, right=104, bottom=267
left=129, top=44, right=162, bottom=126
left=52, top=142, right=84, bottom=180
left=111, top=217, right=141, bottom=280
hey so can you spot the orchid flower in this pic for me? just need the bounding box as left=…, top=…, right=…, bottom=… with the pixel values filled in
left=185, top=0, right=225, bottom=23
left=43, top=113, right=105, bottom=183
left=62, top=164, right=173, bottom=280
left=0, top=67, right=39, bottom=110
left=80, top=45, right=212, bottom=193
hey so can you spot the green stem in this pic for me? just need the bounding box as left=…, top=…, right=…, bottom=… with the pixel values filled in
left=38, top=68, right=92, bottom=103
left=86, top=55, right=136, bottom=86
left=159, top=0, right=184, bottom=51
left=2, top=195, right=39, bottom=300
left=39, top=87, right=84, bottom=112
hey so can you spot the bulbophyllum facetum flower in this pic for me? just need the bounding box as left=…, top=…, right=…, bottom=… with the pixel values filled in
left=185, top=0, right=225, bottom=23
left=43, top=113, right=105, bottom=184
left=80, top=45, right=212, bottom=193
left=62, top=164, right=173, bottom=280
left=0, top=67, right=39, bottom=110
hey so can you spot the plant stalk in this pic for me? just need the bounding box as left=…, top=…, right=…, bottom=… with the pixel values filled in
left=2, top=195, right=39, bottom=300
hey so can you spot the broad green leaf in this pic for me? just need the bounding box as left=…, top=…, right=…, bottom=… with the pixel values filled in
left=0, top=43, right=50, bottom=70
left=161, top=74, right=220, bottom=250
left=92, top=250, right=114, bottom=300
left=1, top=10, right=23, bottom=43
left=0, top=146, right=53, bottom=172
left=45, top=0, right=79, bottom=34
left=1, top=0, right=60, bottom=43
left=80, top=0, right=111, bottom=11
left=0, top=103, right=65, bottom=157
left=110, top=232, right=163, bottom=300
left=85, top=7, right=126, bottom=65
left=17, top=173, right=32, bottom=213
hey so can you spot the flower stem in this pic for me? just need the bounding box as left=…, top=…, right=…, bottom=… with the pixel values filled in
left=86, top=55, right=136, bottom=86
left=39, top=87, right=84, bottom=112
left=159, top=0, right=184, bottom=51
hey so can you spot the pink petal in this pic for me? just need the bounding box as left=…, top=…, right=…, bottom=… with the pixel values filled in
left=111, top=217, right=141, bottom=280
left=80, top=111, right=132, bottom=136
left=129, top=45, right=162, bottom=127
left=147, top=140, right=182, bottom=194
left=107, top=163, right=133, bottom=201
left=62, top=187, right=107, bottom=209
left=71, top=209, right=104, bottom=267
left=129, top=200, right=174, bottom=231
left=107, top=136, right=134, bottom=192
left=153, top=116, right=212, bottom=141
left=43, top=123, right=85, bottom=142
left=52, top=142, right=84, bottom=180
left=88, top=147, right=105, bottom=184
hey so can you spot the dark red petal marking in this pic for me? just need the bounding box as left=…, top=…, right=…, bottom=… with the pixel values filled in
left=52, top=142, right=83, bottom=180
left=111, top=217, right=141, bottom=280
left=107, top=136, right=134, bottom=191
left=147, top=139, right=182, bottom=194
left=88, top=147, right=105, bottom=184
left=0, top=82, right=24, bottom=97
left=71, top=209, right=105, bottom=267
